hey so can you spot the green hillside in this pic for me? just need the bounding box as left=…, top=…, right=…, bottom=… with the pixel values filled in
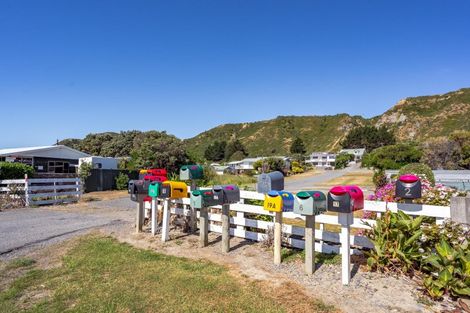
left=183, top=114, right=367, bottom=157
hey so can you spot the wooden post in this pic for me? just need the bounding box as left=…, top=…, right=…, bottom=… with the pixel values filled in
left=135, top=196, right=144, bottom=233
left=190, top=180, right=198, bottom=233
left=24, top=174, right=30, bottom=207
left=305, top=215, right=315, bottom=274
left=162, top=199, right=170, bottom=242
left=274, top=211, right=282, bottom=265
left=338, top=212, right=352, bottom=285
left=450, top=196, right=470, bottom=224
left=151, top=198, right=157, bottom=235
left=221, top=204, right=230, bottom=253
left=199, top=206, right=208, bottom=247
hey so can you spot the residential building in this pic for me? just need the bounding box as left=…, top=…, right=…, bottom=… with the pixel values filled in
left=339, top=148, right=366, bottom=162
left=79, top=156, right=119, bottom=170
left=0, top=145, right=90, bottom=173
left=227, top=156, right=290, bottom=174
left=305, top=152, right=336, bottom=168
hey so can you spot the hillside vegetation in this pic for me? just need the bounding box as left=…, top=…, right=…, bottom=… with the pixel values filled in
left=59, top=87, right=470, bottom=159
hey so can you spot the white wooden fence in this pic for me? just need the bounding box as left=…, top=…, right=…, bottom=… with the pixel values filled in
left=150, top=190, right=451, bottom=254
left=0, top=177, right=81, bottom=206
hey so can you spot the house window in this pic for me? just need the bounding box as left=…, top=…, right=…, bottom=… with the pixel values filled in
left=48, top=161, right=70, bottom=173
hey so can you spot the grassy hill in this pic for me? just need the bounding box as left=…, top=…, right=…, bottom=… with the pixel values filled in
left=183, top=114, right=367, bottom=158
left=373, top=88, right=470, bottom=141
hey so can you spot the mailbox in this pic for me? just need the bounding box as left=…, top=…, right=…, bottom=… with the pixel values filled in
left=212, top=185, right=240, bottom=204
left=148, top=181, right=161, bottom=198
left=327, top=185, right=364, bottom=213
left=144, top=174, right=166, bottom=183
left=256, top=171, right=284, bottom=194
left=263, top=190, right=294, bottom=212
left=128, top=179, right=147, bottom=202
left=180, top=165, right=204, bottom=180
left=395, top=174, right=422, bottom=199
left=139, top=168, right=167, bottom=180
left=294, top=191, right=327, bottom=216
left=190, top=189, right=223, bottom=209
left=159, top=181, right=188, bottom=199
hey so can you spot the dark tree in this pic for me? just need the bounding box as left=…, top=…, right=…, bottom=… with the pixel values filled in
left=204, top=141, right=227, bottom=161
left=224, top=139, right=247, bottom=161
left=290, top=137, right=306, bottom=155
left=341, top=126, right=395, bottom=151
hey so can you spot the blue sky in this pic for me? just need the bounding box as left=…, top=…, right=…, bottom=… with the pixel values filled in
left=1, top=0, right=469, bottom=147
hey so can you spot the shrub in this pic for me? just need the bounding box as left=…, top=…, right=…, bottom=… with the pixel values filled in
left=335, top=152, right=353, bottom=169
left=398, top=163, right=435, bottom=185
left=115, top=173, right=129, bottom=190
left=372, top=169, right=387, bottom=188
left=290, top=161, right=304, bottom=174
left=0, top=162, right=34, bottom=179
left=362, top=143, right=422, bottom=169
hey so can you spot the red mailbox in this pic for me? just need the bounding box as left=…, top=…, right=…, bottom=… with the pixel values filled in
left=144, top=174, right=166, bottom=183
left=147, top=169, right=167, bottom=177
left=327, top=185, right=364, bottom=213
left=395, top=174, right=422, bottom=199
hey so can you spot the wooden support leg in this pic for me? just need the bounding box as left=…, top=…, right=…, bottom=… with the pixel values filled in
left=199, top=206, right=208, bottom=247
left=161, top=199, right=170, bottom=242
left=136, top=197, right=144, bottom=233
left=274, top=211, right=282, bottom=265
left=221, top=204, right=230, bottom=253
left=305, top=215, right=315, bottom=274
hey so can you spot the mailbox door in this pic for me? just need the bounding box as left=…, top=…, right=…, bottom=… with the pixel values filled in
left=327, top=190, right=352, bottom=213
left=256, top=173, right=271, bottom=194
left=294, top=194, right=314, bottom=215
left=279, top=191, right=294, bottom=212
left=168, top=181, right=188, bottom=199
left=212, top=186, right=225, bottom=203
left=264, top=192, right=283, bottom=212
left=190, top=191, right=203, bottom=208
left=396, top=175, right=422, bottom=199
left=180, top=166, right=191, bottom=180
left=268, top=171, right=285, bottom=191
left=128, top=180, right=135, bottom=194
left=160, top=184, right=171, bottom=198
left=345, top=185, right=364, bottom=211
left=148, top=182, right=160, bottom=198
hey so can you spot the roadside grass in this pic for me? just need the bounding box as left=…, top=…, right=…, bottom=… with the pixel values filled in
left=4, top=258, right=36, bottom=270
left=208, top=174, right=257, bottom=189
left=316, top=171, right=374, bottom=189
left=80, top=190, right=128, bottom=202
left=0, top=236, right=336, bottom=313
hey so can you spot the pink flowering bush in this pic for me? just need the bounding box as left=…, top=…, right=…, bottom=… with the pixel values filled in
left=367, top=179, right=465, bottom=206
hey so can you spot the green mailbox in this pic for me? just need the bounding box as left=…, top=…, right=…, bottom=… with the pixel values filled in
left=294, top=191, right=327, bottom=216
left=190, top=189, right=223, bottom=209
left=148, top=181, right=162, bottom=198
left=180, top=165, right=204, bottom=180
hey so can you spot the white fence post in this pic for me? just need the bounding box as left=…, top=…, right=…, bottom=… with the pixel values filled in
left=450, top=196, right=470, bottom=224
left=24, top=174, right=29, bottom=207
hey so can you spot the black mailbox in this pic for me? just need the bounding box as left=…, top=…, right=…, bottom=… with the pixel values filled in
left=212, top=185, right=240, bottom=204
left=395, top=174, right=422, bottom=199
left=327, top=185, right=364, bottom=214
left=256, top=171, right=284, bottom=194
left=128, top=179, right=147, bottom=202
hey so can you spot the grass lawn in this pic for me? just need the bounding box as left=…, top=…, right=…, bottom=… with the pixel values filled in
left=209, top=174, right=257, bottom=189
left=317, top=171, right=374, bottom=189
left=0, top=236, right=336, bottom=313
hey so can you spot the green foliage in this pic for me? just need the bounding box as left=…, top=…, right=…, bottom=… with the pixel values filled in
left=422, top=239, right=470, bottom=299
left=450, top=130, right=470, bottom=169
left=341, top=125, right=396, bottom=151
left=365, top=210, right=424, bottom=274
left=372, top=168, right=387, bottom=188
left=131, top=131, right=189, bottom=174
left=204, top=140, right=227, bottom=161
left=115, top=173, right=129, bottom=190
left=290, top=137, right=306, bottom=155
left=0, top=162, right=34, bottom=179
left=253, top=158, right=286, bottom=173
left=398, top=163, right=435, bottom=185
left=290, top=160, right=305, bottom=174
left=334, top=152, right=353, bottom=169
left=362, top=143, right=422, bottom=170
left=224, top=139, right=247, bottom=161
left=78, top=162, right=92, bottom=181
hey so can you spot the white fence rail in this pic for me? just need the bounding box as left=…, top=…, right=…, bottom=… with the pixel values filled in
left=0, top=177, right=82, bottom=206
left=148, top=190, right=451, bottom=254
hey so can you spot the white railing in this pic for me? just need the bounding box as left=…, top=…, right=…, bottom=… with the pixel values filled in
left=0, top=177, right=82, bottom=206
left=149, top=190, right=451, bottom=254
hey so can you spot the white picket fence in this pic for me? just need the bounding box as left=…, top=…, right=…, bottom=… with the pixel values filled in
left=151, top=190, right=451, bottom=254
left=0, top=177, right=82, bottom=206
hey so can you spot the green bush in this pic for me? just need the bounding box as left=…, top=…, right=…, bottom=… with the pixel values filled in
left=398, top=163, right=435, bottom=185
left=372, top=169, right=387, bottom=188
left=362, top=143, right=422, bottom=170
left=335, top=152, right=353, bottom=169
left=115, top=173, right=129, bottom=190
left=0, top=162, right=34, bottom=179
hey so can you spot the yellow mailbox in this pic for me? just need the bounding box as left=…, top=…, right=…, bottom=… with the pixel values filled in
left=264, top=191, right=283, bottom=212
left=160, top=181, right=188, bottom=199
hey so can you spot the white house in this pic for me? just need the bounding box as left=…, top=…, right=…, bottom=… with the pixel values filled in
left=0, top=145, right=90, bottom=173
left=79, top=156, right=119, bottom=170
left=227, top=156, right=290, bottom=173
left=339, top=148, right=366, bottom=162
left=305, top=152, right=336, bottom=168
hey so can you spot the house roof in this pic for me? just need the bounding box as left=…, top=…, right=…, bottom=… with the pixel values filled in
left=0, top=145, right=90, bottom=159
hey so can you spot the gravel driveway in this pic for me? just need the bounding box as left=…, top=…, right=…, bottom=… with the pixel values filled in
left=0, top=197, right=135, bottom=260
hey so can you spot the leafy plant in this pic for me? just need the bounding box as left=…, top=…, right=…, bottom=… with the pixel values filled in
left=365, top=210, right=424, bottom=274
left=398, top=163, right=435, bottom=185
left=115, top=173, right=129, bottom=190
left=0, top=162, right=34, bottom=179
left=422, top=239, right=470, bottom=299
left=372, top=168, right=387, bottom=188
left=362, top=143, right=422, bottom=170
left=335, top=152, right=354, bottom=169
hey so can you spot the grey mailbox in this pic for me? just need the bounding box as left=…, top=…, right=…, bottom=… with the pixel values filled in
left=293, top=191, right=327, bottom=216
left=256, top=171, right=284, bottom=194
left=212, top=185, right=240, bottom=204
left=395, top=174, right=422, bottom=199
left=128, top=180, right=147, bottom=202
left=190, top=189, right=223, bottom=209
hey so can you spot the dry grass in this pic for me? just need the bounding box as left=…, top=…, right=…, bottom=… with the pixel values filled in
left=285, top=169, right=321, bottom=182
left=317, top=171, right=374, bottom=189
left=80, top=190, right=128, bottom=202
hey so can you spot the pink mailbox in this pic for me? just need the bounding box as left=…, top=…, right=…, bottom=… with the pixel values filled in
left=327, top=185, right=364, bottom=213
